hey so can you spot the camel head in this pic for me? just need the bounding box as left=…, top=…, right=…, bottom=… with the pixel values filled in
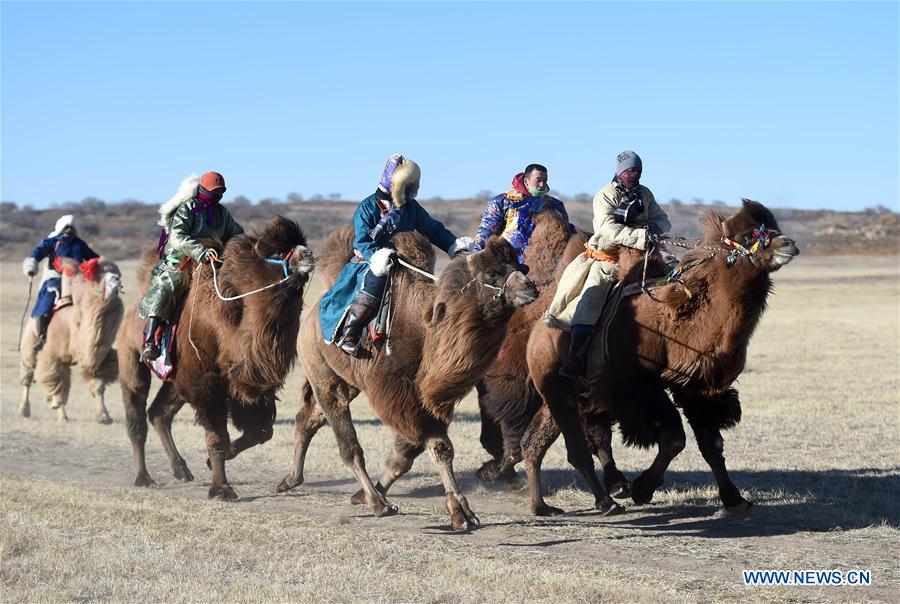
left=461, top=236, right=538, bottom=309
left=704, top=199, right=799, bottom=272
left=95, top=258, right=123, bottom=300
left=251, top=215, right=316, bottom=280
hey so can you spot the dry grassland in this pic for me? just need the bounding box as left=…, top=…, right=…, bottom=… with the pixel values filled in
left=1, top=254, right=898, bottom=603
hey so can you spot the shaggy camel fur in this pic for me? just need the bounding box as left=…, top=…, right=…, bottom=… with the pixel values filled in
left=524, top=200, right=799, bottom=516
left=277, top=227, right=537, bottom=530
left=474, top=211, right=630, bottom=515
left=19, top=257, right=123, bottom=423
left=117, top=217, right=314, bottom=499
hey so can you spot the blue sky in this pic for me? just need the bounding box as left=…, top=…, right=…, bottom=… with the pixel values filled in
left=2, top=1, right=898, bottom=211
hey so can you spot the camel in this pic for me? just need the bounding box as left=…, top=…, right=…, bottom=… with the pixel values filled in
left=117, top=216, right=315, bottom=499
left=277, top=227, right=537, bottom=530
left=522, top=199, right=799, bottom=515
left=19, top=257, right=123, bottom=423
left=474, top=211, right=630, bottom=515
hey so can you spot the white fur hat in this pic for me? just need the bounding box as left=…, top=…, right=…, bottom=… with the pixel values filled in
left=49, top=214, right=78, bottom=237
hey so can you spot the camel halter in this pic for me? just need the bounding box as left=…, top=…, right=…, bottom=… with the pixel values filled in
left=641, top=224, right=781, bottom=297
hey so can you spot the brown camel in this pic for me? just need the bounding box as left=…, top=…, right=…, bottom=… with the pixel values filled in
left=523, top=199, right=799, bottom=515
left=19, top=257, right=123, bottom=423
left=474, top=211, right=630, bottom=515
left=117, top=216, right=315, bottom=499
left=277, top=227, right=537, bottom=530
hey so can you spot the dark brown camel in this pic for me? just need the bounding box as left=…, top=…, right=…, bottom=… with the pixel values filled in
left=276, top=227, right=537, bottom=529
left=474, top=211, right=630, bottom=515
left=117, top=216, right=315, bottom=499
left=523, top=200, right=799, bottom=515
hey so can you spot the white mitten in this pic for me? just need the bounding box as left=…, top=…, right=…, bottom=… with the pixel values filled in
left=369, top=247, right=396, bottom=277
left=449, top=236, right=477, bottom=257
left=22, top=257, right=37, bottom=277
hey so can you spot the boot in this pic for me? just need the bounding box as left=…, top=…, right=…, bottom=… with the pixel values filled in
left=32, top=316, right=49, bottom=352
left=336, top=290, right=380, bottom=356
left=140, top=316, right=164, bottom=363
left=558, top=324, right=594, bottom=379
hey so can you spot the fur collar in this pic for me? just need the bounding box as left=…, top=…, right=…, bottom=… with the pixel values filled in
left=157, top=174, right=199, bottom=230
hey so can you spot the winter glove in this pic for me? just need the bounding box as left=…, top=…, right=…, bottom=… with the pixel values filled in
left=22, top=257, right=37, bottom=277
left=369, top=247, right=396, bottom=277
left=448, top=236, right=477, bottom=257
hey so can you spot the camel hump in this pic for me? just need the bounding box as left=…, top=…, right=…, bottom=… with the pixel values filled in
left=391, top=232, right=435, bottom=275
left=318, top=226, right=437, bottom=289
left=318, top=225, right=357, bottom=286
left=524, top=211, right=578, bottom=284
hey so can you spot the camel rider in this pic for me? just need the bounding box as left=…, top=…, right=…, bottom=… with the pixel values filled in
left=547, top=150, right=671, bottom=378
left=473, top=164, right=575, bottom=264
left=22, top=215, right=98, bottom=351
left=321, top=154, right=477, bottom=356
left=138, top=171, right=244, bottom=362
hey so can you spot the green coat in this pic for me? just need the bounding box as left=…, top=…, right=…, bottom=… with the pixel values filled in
left=139, top=198, right=244, bottom=320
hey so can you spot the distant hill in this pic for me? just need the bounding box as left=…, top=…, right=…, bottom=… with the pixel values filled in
left=1, top=196, right=897, bottom=261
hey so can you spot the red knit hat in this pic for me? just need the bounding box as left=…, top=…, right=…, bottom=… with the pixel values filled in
left=199, top=171, right=226, bottom=192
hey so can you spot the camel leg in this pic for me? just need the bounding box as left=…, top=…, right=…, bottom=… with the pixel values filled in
left=314, top=380, right=397, bottom=518
left=350, top=432, right=425, bottom=505
left=582, top=409, right=630, bottom=499
left=89, top=378, right=114, bottom=425
left=426, top=432, right=480, bottom=531
left=18, top=337, right=36, bottom=417
left=147, top=382, right=193, bottom=482
left=196, top=400, right=237, bottom=501
left=475, top=384, right=505, bottom=480
left=678, top=393, right=751, bottom=514
left=629, top=395, right=686, bottom=505
left=120, top=347, right=154, bottom=487
left=214, top=394, right=276, bottom=466
left=277, top=381, right=335, bottom=492
left=521, top=403, right=564, bottom=515
left=533, top=372, right=622, bottom=516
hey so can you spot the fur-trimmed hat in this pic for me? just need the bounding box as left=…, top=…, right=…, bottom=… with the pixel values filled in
left=49, top=214, right=78, bottom=237
left=377, top=154, right=420, bottom=207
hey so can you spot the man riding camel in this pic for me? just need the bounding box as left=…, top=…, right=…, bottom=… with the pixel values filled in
left=473, top=163, right=574, bottom=264
left=22, top=215, right=98, bottom=353
left=138, top=171, right=244, bottom=362
left=546, top=150, right=671, bottom=378
left=320, top=153, right=477, bottom=356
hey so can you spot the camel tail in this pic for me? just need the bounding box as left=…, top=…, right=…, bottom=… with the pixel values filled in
left=318, top=225, right=356, bottom=288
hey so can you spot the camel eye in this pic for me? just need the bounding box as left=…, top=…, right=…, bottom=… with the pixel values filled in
left=486, top=270, right=498, bottom=280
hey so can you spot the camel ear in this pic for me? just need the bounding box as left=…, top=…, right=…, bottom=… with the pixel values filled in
left=432, top=302, right=446, bottom=324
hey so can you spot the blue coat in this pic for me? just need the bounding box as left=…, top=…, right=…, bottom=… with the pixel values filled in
left=29, top=234, right=98, bottom=317
left=319, top=193, right=456, bottom=343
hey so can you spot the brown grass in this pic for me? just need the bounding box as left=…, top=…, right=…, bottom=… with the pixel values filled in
left=1, top=254, right=898, bottom=602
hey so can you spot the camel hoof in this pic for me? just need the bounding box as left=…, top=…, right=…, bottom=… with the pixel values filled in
left=173, top=464, right=194, bottom=483
left=630, top=475, right=658, bottom=505
left=276, top=475, right=303, bottom=493
left=476, top=461, right=501, bottom=482
left=96, top=414, right=113, bottom=425
left=608, top=479, right=631, bottom=500
left=18, top=407, right=30, bottom=418
left=374, top=502, right=399, bottom=518
left=725, top=500, right=753, bottom=516
left=208, top=484, right=238, bottom=501
left=532, top=503, right=566, bottom=517
left=350, top=488, right=366, bottom=505
left=134, top=473, right=156, bottom=488
left=597, top=499, right=625, bottom=517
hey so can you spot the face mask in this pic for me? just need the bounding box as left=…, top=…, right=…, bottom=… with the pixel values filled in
left=527, top=184, right=547, bottom=197
left=617, top=169, right=641, bottom=189
left=197, top=185, right=223, bottom=206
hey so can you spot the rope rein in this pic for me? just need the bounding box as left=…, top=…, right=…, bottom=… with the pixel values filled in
left=396, top=257, right=438, bottom=282
left=209, top=257, right=292, bottom=301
